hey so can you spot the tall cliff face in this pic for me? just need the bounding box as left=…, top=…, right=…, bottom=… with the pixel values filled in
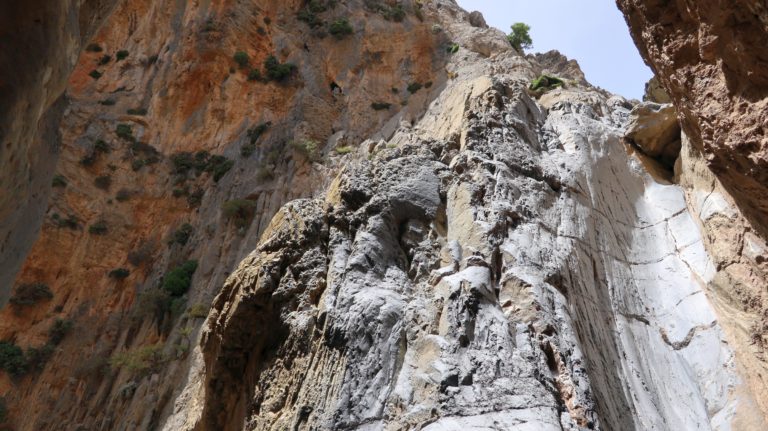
left=2, top=1, right=768, bottom=430
left=0, top=0, right=118, bottom=303
left=617, top=0, right=768, bottom=424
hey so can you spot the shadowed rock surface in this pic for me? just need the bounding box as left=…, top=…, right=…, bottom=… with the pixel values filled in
left=0, top=1, right=767, bottom=430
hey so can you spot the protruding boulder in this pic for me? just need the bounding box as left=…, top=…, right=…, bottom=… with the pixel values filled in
left=625, top=102, right=681, bottom=167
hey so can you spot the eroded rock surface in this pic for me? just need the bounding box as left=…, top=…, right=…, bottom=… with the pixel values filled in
left=2, top=1, right=767, bottom=430
left=165, top=6, right=764, bottom=429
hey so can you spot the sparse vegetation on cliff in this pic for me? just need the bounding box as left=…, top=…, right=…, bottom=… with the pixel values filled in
left=88, top=221, right=108, bottom=235
left=233, top=51, right=249, bottom=68
left=264, top=55, right=296, bottom=82
left=9, top=283, right=53, bottom=307
left=379, top=4, right=406, bottom=22
left=187, top=303, right=209, bottom=319
left=115, top=50, right=129, bottom=61
left=109, top=268, right=130, bottom=280
left=329, top=18, right=354, bottom=38
left=116, top=124, right=133, bottom=140
left=52, top=213, right=79, bottom=229
left=371, top=102, right=392, bottom=110
left=48, top=319, right=73, bottom=345
left=0, top=342, right=26, bottom=376
left=222, top=199, right=257, bottom=229
left=171, top=151, right=234, bottom=183
left=85, top=43, right=102, bottom=52
left=291, top=139, right=321, bottom=162
left=127, top=108, right=147, bottom=115
left=52, top=175, right=67, bottom=188
left=407, top=82, right=423, bottom=94
left=529, top=74, right=564, bottom=93
left=89, top=70, right=102, bottom=80
left=169, top=223, right=194, bottom=246
left=110, top=344, right=166, bottom=374
left=162, top=260, right=198, bottom=297
left=94, top=174, right=112, bottom=190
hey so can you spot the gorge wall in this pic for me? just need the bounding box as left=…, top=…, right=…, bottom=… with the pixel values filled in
left=0, top=1, right=767, bottom=430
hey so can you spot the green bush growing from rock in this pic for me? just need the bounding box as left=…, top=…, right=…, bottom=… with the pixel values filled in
left=329, top=18, right=353, bottom=38
left=264, top=55, right=296, bottom=82
left=222, top=199, right=257, bottom=228
left=116, top=50, right=129, bottom=61
left=116, top=124, right=133, bottom=140
left=291, top=139, right=320, bottom=162
left=89, top=221, right=108, bottom=235
left=162, top=260, right=198, bottom=297
left=89, top=70, right=102, bottom=80
left=127, top=108, right=147, bottom=115
left=94, top=174, right=112, bottom=190
left=109, top=343, right=166, bottom=374
left=109, top=268, right=130, bottom=280
left=407, top=82, right=423, bottom=94
left=170, top=223, right=194, bottom=246
left=233, top=51, right=249, bottom=68
left=529, top=74, right=564, bottom=92
left=187, top=303, right=209, bottom=318
left=48, top=319, right=73, bottom=345
left=0, top=341, right=27, bottom=376
left=52, top=175, right=67, bottom=188
left=371, top=102, right=392, bottom=110
left=9, top=283, right=53, bottom=307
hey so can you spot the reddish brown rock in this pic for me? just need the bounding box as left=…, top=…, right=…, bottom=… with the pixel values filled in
left=616, top=0, right=768, bottom=236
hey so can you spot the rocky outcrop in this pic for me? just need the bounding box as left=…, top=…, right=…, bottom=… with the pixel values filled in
left=164, top=5, right=764, bottom=429
left=616, top=0, right=768, bottom=236
left=617, top=0, right=768, bottom=423
left=625, top=102, right=681, bottom=169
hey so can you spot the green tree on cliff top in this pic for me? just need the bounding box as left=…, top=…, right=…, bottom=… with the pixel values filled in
left=508, top=22, right=533, bottom=52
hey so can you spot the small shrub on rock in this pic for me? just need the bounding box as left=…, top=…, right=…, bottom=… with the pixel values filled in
left=329, top=18, right=353, bottom=38
left=48, top=319, right=73, bottom=345
left=109, top=268, right=131, bottom=280
left=264, top=55, right=296, bottom=82
left=233, top=51, right=249, bottom=68
left=89, top=70, right=102, bottom=80
left=529, top=74, right=564, bottom=92
left=371, top=102, right=391, bottom=110
left=89, top=221, right=108, bottom=235
left=162, top=260, right=198, bottom=297
left=52, top=175, right=67, bottom=188
left=170, top=223, right=194, bottom=246
left=9, top=283, right=53, bottom=307
left=116, top=124, right=133, bottom=140
left=109, top=343, right=166, bottom=374
left=116, top=50, right=129, bottom=61
left=94, top=175, right=112, bottom=190
left=0, top=341, right=27, bottom=376
left=290, top=139, right=320, bottom=162
left=222, top=199, right=257, bottom=228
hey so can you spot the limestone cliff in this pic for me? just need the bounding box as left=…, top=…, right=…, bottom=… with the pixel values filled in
left=1, top=1, right=768, bottom=430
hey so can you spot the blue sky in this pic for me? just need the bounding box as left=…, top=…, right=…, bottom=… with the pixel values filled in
left=456, top=0, right=653, bottom=100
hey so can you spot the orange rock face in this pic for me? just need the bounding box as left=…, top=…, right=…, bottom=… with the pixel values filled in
left=0, top=1, right=447, bottom=429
